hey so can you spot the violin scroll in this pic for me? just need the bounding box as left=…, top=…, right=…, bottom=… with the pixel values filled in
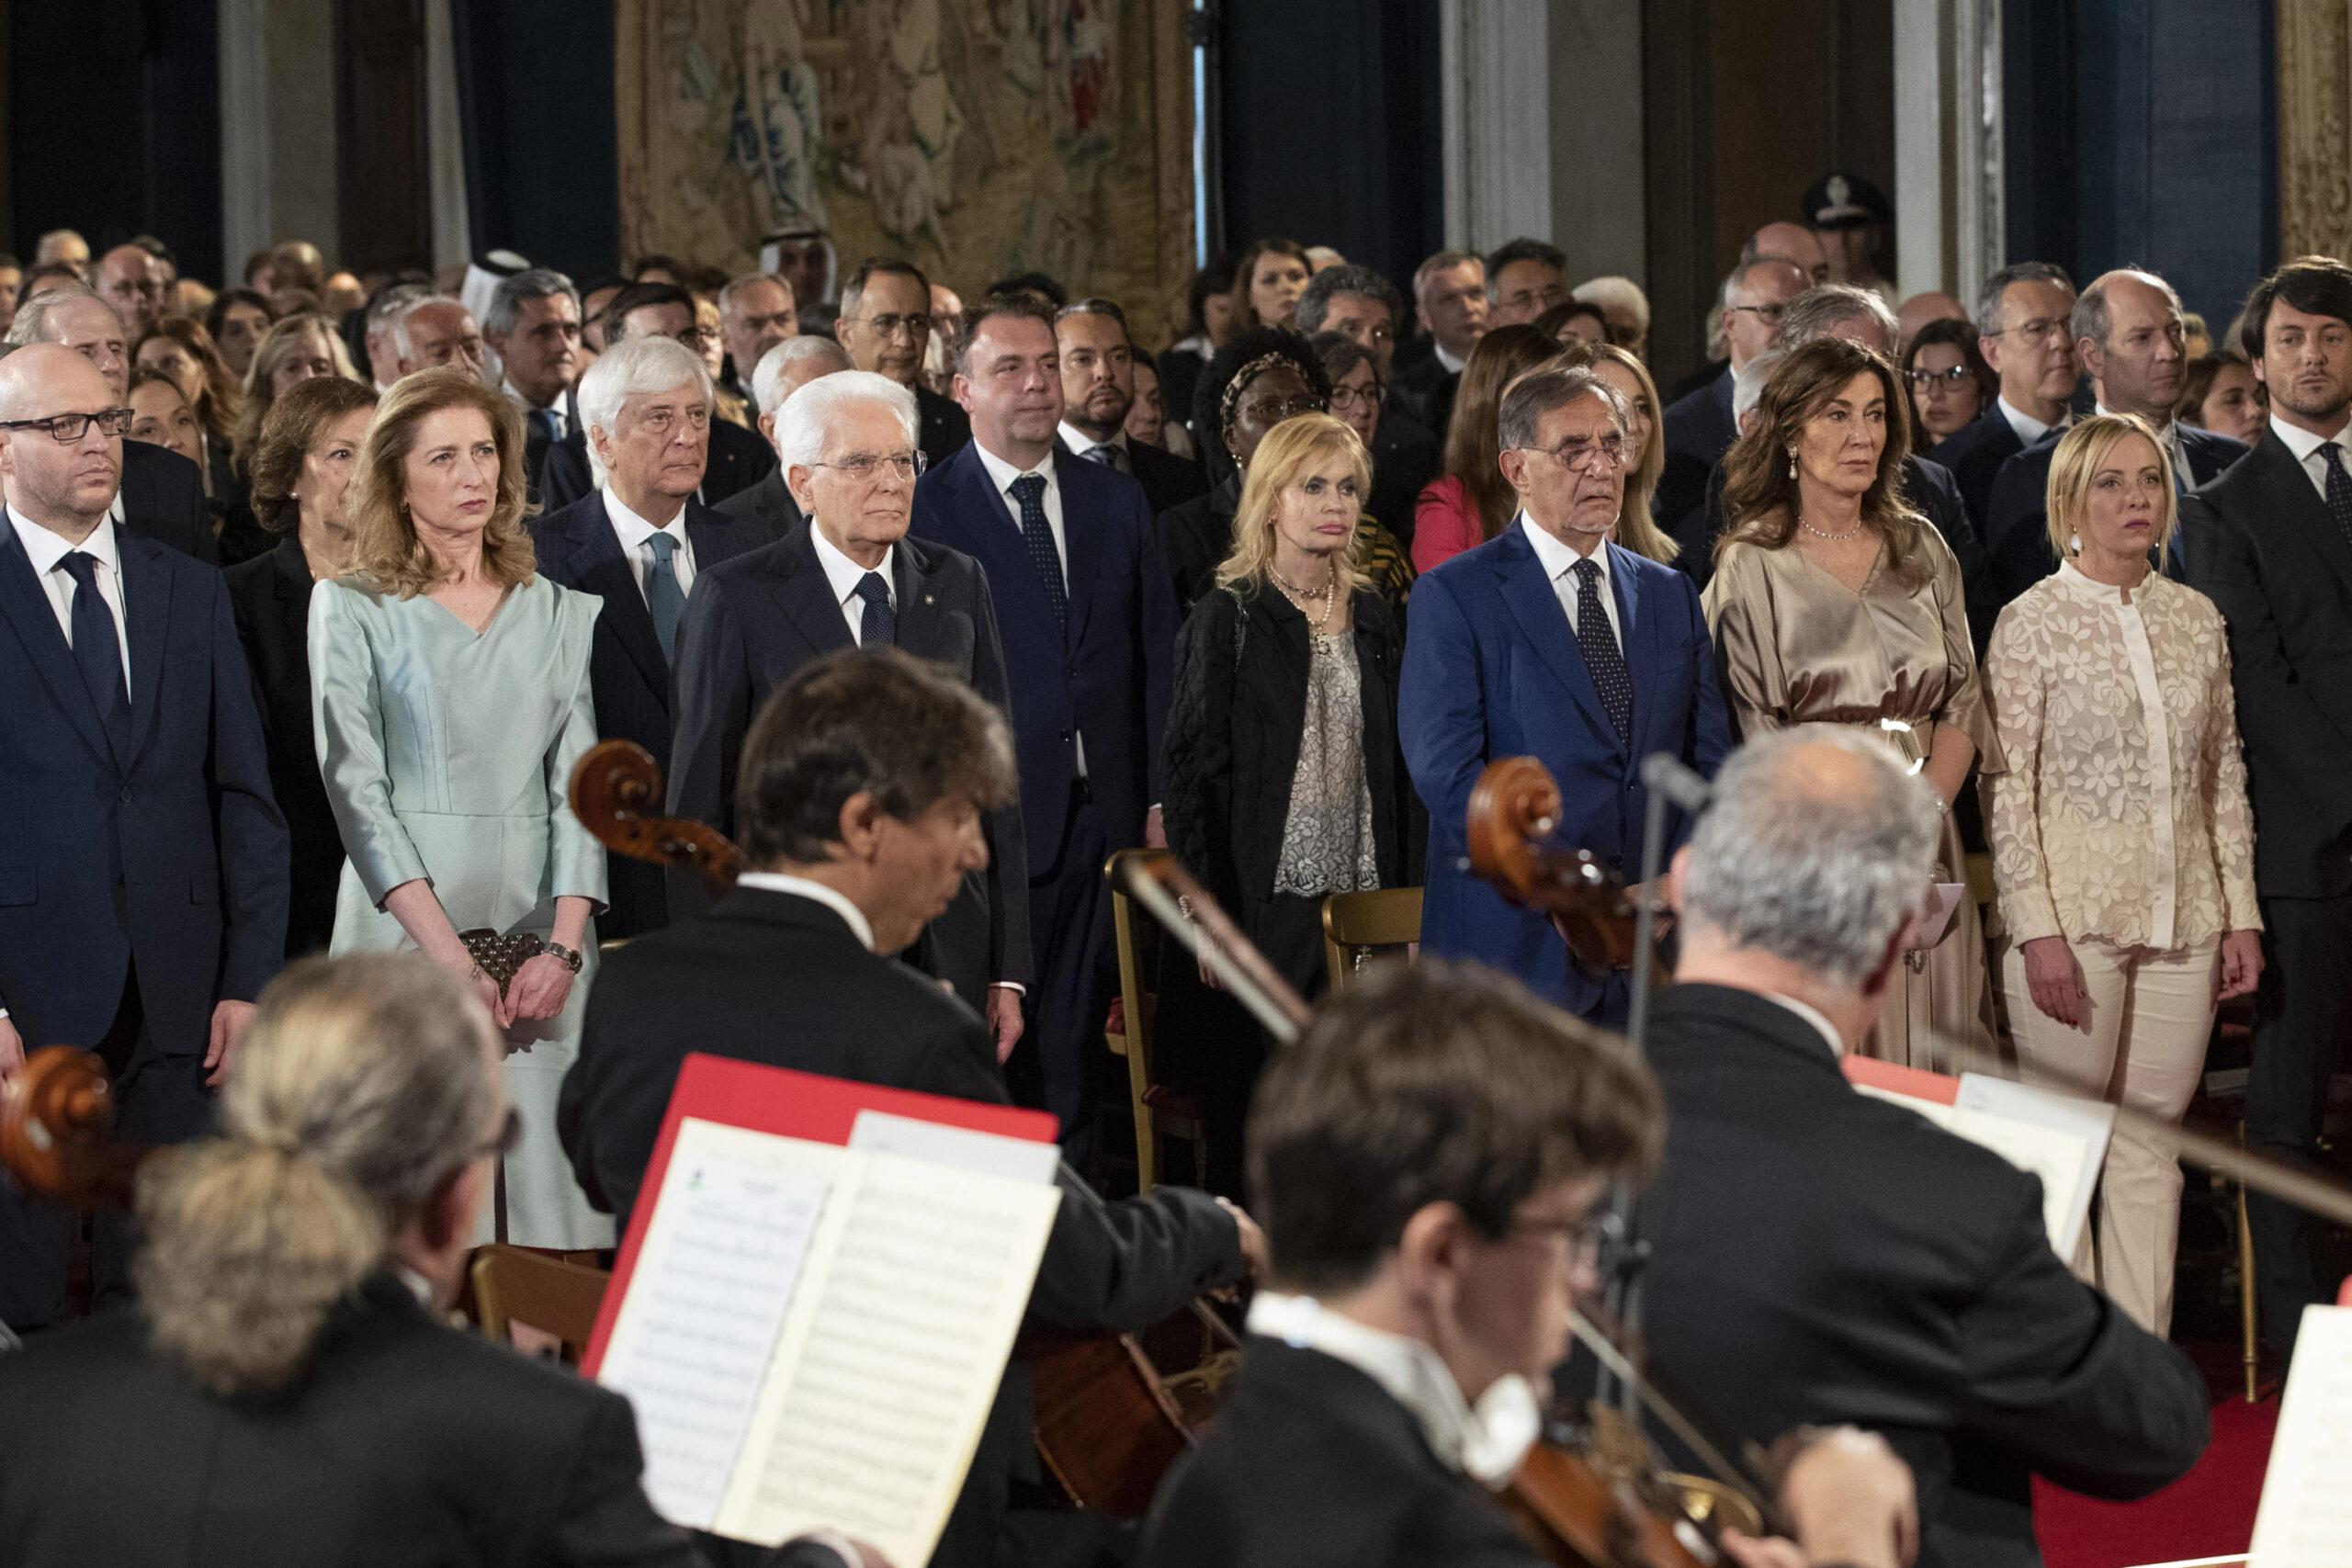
left=1465, top=758, right=1645, bottom=975
left=570, top=740, right=743, bottom=894
left=1, top=1046, right=139, bottom=1208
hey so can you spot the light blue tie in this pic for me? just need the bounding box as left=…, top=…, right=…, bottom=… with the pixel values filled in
left=644, top=530, right=684, bottom=664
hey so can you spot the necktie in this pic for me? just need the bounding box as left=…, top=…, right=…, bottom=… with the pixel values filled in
left=1570, top=558, right=1632, bottom=742
left=2321, top=444, right=2352, bottom=552
left=532, top=407, right=561, bottom=446
left=854, top=570, right=896, bottom=647
left=59, top=550, right=131, bottom=759
left=1010, top=473, right=1069, bottom=635
left=1082, top=442, right=1125, bottom=473
left=644, top=530, right=684, bottom=664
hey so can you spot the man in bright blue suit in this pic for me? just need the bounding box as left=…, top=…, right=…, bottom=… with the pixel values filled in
left=910, top=293, right=1176, bottom=1154
left=0, top=345, right=288, bottom=1328
left=1402, top=364, right=1731, bottom=1023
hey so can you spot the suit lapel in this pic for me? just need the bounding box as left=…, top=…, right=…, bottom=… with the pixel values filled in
left=1053, top=450, right=1102, bottom=653
left=891, top=538, right=956, bottom=661
left=1608, top=543, right=1650, bottom=744
left=0, top=518, right=116, bottom=769
left=119, top=528, right=171, bottom=769
left=1494, top=530, right=1616, bottom=746
left=765, top=525, right=854, bottom=656
left=568, top=497, right=673, bottom=701
left=943, top=448, right=1048, bottom=622
left=2254, top=435, right=2352, bottom=592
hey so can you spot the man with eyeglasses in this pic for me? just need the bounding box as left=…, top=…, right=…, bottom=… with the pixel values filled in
left=537, top=282, right=777, bottom=512
left=1053, top=297, right=1205, bottom=515
left=1392, top=251, right=1487, bottom=440
left=913, top=292, right=1177, bottom=1158
left=1920, top=262, right=2080, bottom=530
left=1984, top=267, right=2247, bottom=607
left=1402, top=365, right=1730, bottom=1024
left=0, top=343, right=288, bottom=1331
left=833, top=256, right=972, bottom=470
left=670, top=368, right=1030, bottom=1043
left=529, top=335, right=788, bottom=939
left=1298, top=264, right=1442, bottom=550
left=3, top=282, right=214, bottom=562
left=1660, top=255, right=1809, bottom=552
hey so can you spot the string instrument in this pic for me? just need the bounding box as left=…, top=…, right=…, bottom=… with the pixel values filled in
left=1114, top=852, right=1770, bottom=1566
left=564, top=739, right=1240, bottom=1521
left=1465, top=756, right=1665, bottom=978
left=0, top=1045, right=139, bottom=1209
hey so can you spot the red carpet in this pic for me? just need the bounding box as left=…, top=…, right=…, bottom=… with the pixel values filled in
left=2033, top=1386, right=2278, bottom=1568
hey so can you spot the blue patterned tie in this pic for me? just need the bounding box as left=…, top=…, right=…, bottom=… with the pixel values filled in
left=2321, top=444, right=2352, bottom=551
left=60, top=550, right=131, bottom=760
left=644, top=530, right=684, bottom=664
left=1010, top=473, right=1068, bottom=635
left=1570, top=558, right=1632, bottom=742
left=854, top=570, right=896, bottom=647
left=1082, top=442, right=1125, bottom=473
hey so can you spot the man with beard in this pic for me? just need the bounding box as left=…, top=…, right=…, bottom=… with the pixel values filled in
left=1053, top=297, right=1204, bottom=515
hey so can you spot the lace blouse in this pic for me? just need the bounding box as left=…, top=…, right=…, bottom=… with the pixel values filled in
left=1982, top=562, right=2261, bottom=950
left=1272, top=632, right=1381, bottom=897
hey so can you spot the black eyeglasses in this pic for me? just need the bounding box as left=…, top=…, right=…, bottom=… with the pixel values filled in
left=1905, top=366, right=1976, bottom=391
left=1724, top=302, right=1788, bottom=325
left=1509, top=1208, right=1623, bottom=1273
left=1328, top=382, right=1388, bottom=412
left=0, top=408, right=135, bottom=443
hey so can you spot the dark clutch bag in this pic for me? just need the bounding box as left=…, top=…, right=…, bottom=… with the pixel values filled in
left=457, top=929, right=547, bottom=994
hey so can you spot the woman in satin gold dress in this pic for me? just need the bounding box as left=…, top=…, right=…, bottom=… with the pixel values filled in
left=1702, top=336, right=2003, bottom=1067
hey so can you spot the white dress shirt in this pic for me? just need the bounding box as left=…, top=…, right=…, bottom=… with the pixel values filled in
left=9, top=508, right=130, bottom=695
left=1245, top=1292, right=1490, bottom=1476
left=1056, top=422, right=1129, bottom=472
left=734, top=871, right=876, bottom=952
left=1996, top=394, right=2067, bottom=448
left=1517, top=513, right=1620, bottom=649
left=2268, top=409, right=2352, bottom=501
left=808, top=525, right=897, bottom=645
left=1757, top=990, right=1848, bottom=1057
left=602, top=489, right=695, bottom=603
left=510, top=383, right=570, bottom=438
left=971, top=441, right=1069, bottom=586
left=1434, top=343, right=1468, bottom=376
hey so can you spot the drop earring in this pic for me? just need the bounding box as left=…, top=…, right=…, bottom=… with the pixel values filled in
left=2069, top=534, right=2081, bottom=556
left=1786, top=449, right=1798, bottom=480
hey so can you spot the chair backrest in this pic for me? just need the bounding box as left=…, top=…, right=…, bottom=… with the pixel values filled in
left=469, top=1244, right=610, bottom=1363
left=1323, top=886, right=1423, bottom=992
left=1104, top=847, right=1173, bottom=1188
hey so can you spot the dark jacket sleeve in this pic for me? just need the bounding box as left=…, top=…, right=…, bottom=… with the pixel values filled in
left=966, top=563, right=1034, bottom=990
left=207, top=570, right=290, bottom=1000
left=1954, top=1175, right=2209, bottom=1498
left=1029, top=1183, right=1245, bottom=1334
left=1162, top=589, right=1243, bottom=908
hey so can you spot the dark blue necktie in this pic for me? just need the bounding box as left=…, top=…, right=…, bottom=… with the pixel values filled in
left=2321, top=444, right=2352, bottom=552
left=644, top=531, right=684, bottom=664
left=854, top=570, right=896, bottom=647
left=1570, top=558, right=1632, bottom=741
left=60, top=549, right=131, bottom=759
left=1010, top=473, right=1068, bottom=635
left=532, top=407, right=561, bottom=445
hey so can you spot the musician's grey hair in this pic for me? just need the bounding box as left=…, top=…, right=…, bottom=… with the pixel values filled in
left=1679, top=726, right=1941, bottom=989
left=576, top=334, right=712, bottom=486
left=772, top=368, right=918, bottom=470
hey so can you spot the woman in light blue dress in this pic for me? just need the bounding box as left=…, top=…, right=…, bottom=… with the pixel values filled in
left=311, top=368, right=611, bottom=1250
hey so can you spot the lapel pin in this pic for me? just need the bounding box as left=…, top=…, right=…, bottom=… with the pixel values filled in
left=924, top=593, right=935, bottom=605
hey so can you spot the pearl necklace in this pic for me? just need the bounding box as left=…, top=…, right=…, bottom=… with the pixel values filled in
left=1269, top=565, right=1338, bottom=633
left=1797, top=512, right=1863, bottom=542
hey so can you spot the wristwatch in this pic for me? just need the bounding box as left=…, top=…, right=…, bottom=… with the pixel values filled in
left=544, top=941, right=585, bottom=975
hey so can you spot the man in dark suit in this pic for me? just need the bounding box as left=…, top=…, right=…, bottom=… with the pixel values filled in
left=911, top=294, right=1177, bottom=1156
left=1985, top=267, right=2245, bottom=610
left=0, top=344, right=288, bottom=1328
left=482, top=268, right=584, bottom=496
left=561, top=648, right=1258, bottom=1568
left=1388, top=249, right=1487, bottom=440
left=1659, top=255, right=1808, bottom=536
left=1297, top=265, right=1442, bottom=550
left=531, top=335, right=786, bottom=940
left=1401, top=365, right=1731, bottom=1024
left=1922, top=262, right=2077, bottom=526
left=834, top=256, right=971, bottom=469
left=2184, top=257, right=2352, bottom=1363
left=539, top=283, right=777, bottom=511
left=6, top=282, right=215, bottom=561
left=1634, top=728, right=2208, bottom=1568
left=671, top=368, right=1031, bottom=1049
left=1053, top=297, right=1206, bottom=515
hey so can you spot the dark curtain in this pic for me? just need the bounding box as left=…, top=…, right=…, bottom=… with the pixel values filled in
left=447, top=0, right=620, bottom=284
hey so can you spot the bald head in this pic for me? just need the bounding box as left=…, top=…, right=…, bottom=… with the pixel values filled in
left=1895, top=291, right=1968, bottom=355
left=1747, top=221, right=1829, bottom=285
left=96, top=244, right=165, bottom=337
left=0, top=344, right=125, bottom=533
left=2075, top=268, right=2187, bottom=421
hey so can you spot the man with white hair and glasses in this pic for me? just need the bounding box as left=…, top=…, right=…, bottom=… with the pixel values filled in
left=715, top=334, right=853, bottom=535
left=669, top=369, right=1030, bottom=1052
left=530, top=335, right=789, bottom=938
left=1626, top=727, right=2209, bottom=1568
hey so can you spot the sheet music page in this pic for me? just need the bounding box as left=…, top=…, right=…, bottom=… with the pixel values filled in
left=2251, top=1305, right=2352, bottom=1564
left=848, top=1108, right=1061, bottom=1185
left=718, top=1148, right=1060, bottom=1564
left=593, top=1120, right=841, bottom=1529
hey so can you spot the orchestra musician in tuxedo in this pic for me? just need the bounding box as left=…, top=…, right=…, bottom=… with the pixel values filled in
left=0, top=954, right=874, bottom=1568
left=1137, top=958, right=1920, bottom=1568
left=560, top=648, right=1259, bottom=1568
left=531, top=335, right=786, bottom=939
left=668, top=369, right=1031, bottom=1041
left=1399, top=364, right=1731, bottom=1023
left=1631, top=728, right=2209, bottom=1568
left=0, top=344, right=287, bottom=1330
